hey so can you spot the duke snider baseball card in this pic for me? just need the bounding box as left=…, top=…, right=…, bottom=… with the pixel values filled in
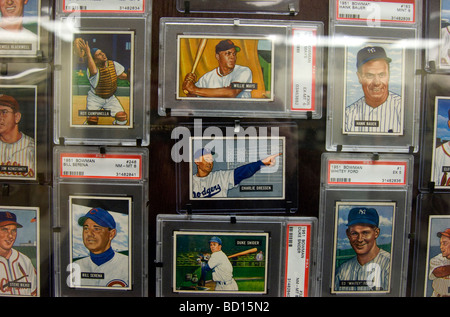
left=0, top=85, right=37, bottom=180
left=190, top=136, right=285, bottom=200
left=71, top=31, right=134, bottom=128
left=331, top=201, right=395, bottom=294
left=0, top=206, right=39, bottom=297
left=343, top=40, right=405, bottom=135
left=173, top=231, right=269, bottom=294
left=177, top=36, right=274, bottom=101
left=69, top=195, right=132, bottom=290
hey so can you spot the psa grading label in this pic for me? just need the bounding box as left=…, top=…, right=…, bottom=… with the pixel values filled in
left=336, top=0, right=415, bottom=23
left=63, top=0, right=145, bottom=12
left=284, top=224, right=311, bottom=297
left=327, top=160, right=407, bottom=185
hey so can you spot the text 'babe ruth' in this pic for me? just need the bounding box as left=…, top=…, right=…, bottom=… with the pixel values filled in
left=0, top=211, right=37, bottom=296
left=0, top=94, right=34, bottom=177
left=428, top=228, right=450, bottom=297
left=192, top=148, right=281, bottom=198
left=74, top=208, right=129, bottom=288
left=345, top=46, right=402, bottom=134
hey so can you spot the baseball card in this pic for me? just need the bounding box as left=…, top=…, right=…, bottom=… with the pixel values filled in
left=68, top=195, right=132, bottom=290
left=0, top=85, right=37, bottom=180
left=71, top=31, right=134, bottom=128
left=430, top=97, right=450, bottom=188
left=189, top=136, right=285, bottom=200
left=177, top=36, right=274, bottom=101
left=343, top=40, right=405, bottom=135
left=0, top=206, right=39, bottom=297
left=437, top=0, right=450, bottom=69
left=331, top=201, right=395, bottom=294
left=173, top=231, right=269, bottom=294
left=424, top=215, right=450, bottom=297
left=0, top=0, right=41, bottom=57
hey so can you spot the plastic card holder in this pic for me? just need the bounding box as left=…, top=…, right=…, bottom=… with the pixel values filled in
left=411, top=193, right=450, bottom=297
left=326, top=0, right=422, bottom=153
left=0, top=64, right=51, bottom=184
left=159, top=18, right=323, bottom=119
left=318, top=152, right=414, bottom=296
left=57, top=0, right=149, bottom=15
left=52, top=145, right=148, bottom=296
left=176, top=0, right=299, bottom=15
left=155, top=214, right=318, bottom=297
left=0, top=184, right=51, bottom=297
left=0, top=0, right=52, bottom=62
left=53, top=5, right=151, bottom=146
left=418, top=74, right=450, bottom=192
left=425, top=0, right=450, bottom=72
left=172, top=120, right=298, bottom=214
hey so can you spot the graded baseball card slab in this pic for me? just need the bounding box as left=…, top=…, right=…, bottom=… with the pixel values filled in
left=0, top=184, right=51, bottom=297
left=326, top=0, right=422, bottom=153
left=176, top=0, right=299, bottom=15
left=411, top=194, right=450, bottom=297
left=53, top=146, right=148, bottom=296
left=425, top=0, right=450, bottom=72
left=172, top=121, right=298, bottom=213
left=159, top=18, right=323, bottom=119
left=60, top=0, right=147, bottom=14
left=156, top=214, right=318, bottom=297
left=0, top=65, right=51, bottom=184
left=318, top=152, right=413, bottom=296
left=54, top=14, right=151, bottom=146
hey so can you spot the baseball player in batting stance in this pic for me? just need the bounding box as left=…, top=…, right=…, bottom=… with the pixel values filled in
left=334, top=207, right=391, bottom=292
left=192, top=148, right=281, bottom=198
left=0, top=211, right=37, bottom=296
left=182, top=39, right=253, bottom=98
left=345, top=46, right=402, bottom=134
left=197, top=236, right=238, bottom=291
left=74, top=207, right=129, bottom=288
left=74, top=38, right=129, bottom=126
left=0, top=94, right=35, bottom=178
left=428, top=228, right=450, bottom=297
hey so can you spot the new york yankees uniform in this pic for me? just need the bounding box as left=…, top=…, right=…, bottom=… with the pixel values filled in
left=75, top=249, right=129, bottom=288
left=196, top=64, right=253, bottom=98
left=345, top=91, right=402, bottom=134
left=207, top=250, right=238, bottom=291
left=0, top=133, right=35, bottom=177
left=428, top=252, right=450, bottom=297
left=0, top=248, right=37, bottom=296
left=334, top=248, right=391, bottom=292
left=433, top=141, right=450, bottom=186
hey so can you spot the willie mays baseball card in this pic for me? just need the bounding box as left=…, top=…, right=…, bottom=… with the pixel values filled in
left=331, top=201, right=395, bottom=294
left=0, top=85, right=37, bottom=180
left=189, top=136, right=285, bottom=200
left=68, top=195, right=132, bottom=290
left=70, top=31, right=134, bottom=128
left=0, top=206, right=39, bottom=297
left=173, top=231, right=269, bottom=294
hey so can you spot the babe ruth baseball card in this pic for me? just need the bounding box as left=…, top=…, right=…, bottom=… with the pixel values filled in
left=430, top=97, right=450, bottom=188
left=189, top=136, right=285, bottom=200
left=68, top=195, right=132, bottom=290
left=0, top=206, right=39, bottom=297
left=173, top=231, right=269, bottom=294
left=71, top=31, right=134, bottom=128
left=423, top=215, right=450, bottom=297
left=177, top=35, right=274, bottom=102
left=343, top=40, right=405, bottom=136
left=0, top=85, right=37, bottom=180
left=331, top=201, right=395, bottom=294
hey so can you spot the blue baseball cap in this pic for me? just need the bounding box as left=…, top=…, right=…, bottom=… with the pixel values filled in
left=347, top=207, right=379, bottom=227
left=78, top=207, right=116, bottom=229
left=194, top=148, right=215, bottom=160
left=356, top=46, right=391, bottom=70
left=209, top=236, right=222, bottom=245
left=0, top=211, right=22, bottom=228
left=90, top=47, right=99, bottom=56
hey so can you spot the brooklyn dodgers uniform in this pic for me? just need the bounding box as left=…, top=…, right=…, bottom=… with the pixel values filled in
left=334, top=248, right=391, bottom=292
left=195, top=64, right=253, bottom=98
left=0, top=133, right=35, bottom=177
left=207, top=250, right=238, bottom=291
left=433, top=141, right=450, bottom=186
left=428, top=252, right=450, bottom=297
left=0, top=248, right=37, bottom=296
left=345, top=91, right=402, bottom=134
left=75, top=248, right=129, bottom=288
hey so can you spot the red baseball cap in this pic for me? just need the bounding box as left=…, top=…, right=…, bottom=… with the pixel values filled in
left=437, top=228, right=450, bottom=238
left=0, top=94, right=19, bottom=112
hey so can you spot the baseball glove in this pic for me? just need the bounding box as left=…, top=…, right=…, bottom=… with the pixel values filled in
left=73, top=38, right=86, bottom=58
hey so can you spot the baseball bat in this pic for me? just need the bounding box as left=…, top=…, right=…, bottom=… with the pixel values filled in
left=183, top=38, right=208, bottom=94
left=227, top=247, right=258, bottom=258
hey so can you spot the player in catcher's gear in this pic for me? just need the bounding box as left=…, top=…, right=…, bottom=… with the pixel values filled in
left=73, top=38, right=129, bottom=126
